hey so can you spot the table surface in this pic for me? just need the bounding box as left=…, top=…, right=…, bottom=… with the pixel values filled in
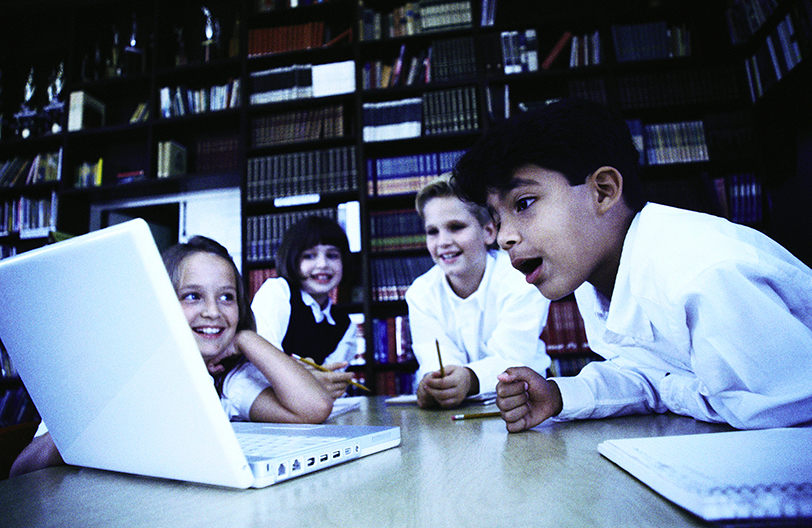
left=0, top=397, right=733, bottom=527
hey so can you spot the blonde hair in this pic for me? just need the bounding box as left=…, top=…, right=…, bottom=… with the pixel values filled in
left=415, top=173, right=492, bottom=227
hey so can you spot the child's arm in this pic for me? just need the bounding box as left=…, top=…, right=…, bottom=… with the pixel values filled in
left=495, top=367, right=563, bottom=433
left=9, top=432, right=64, bottom=477
left=235, top=330, right=333, bottom=423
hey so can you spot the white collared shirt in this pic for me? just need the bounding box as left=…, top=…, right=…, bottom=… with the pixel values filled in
left=555, top=203, right=812, bottom=429
left=406, top=250, right=551, bottom=393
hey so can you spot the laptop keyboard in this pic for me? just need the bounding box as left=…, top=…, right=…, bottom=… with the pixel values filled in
left=236, top=433, right=344, bottom=458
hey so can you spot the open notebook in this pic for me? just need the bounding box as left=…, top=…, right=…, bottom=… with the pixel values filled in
left=0, top=219, right=400, bottom=488
left=598, top=428, right=812, bottom=523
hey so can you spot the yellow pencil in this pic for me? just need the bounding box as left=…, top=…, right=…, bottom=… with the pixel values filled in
left=291, top=353, right=370, bottom=392
left=436, top=338, right=444, bottom=377
left=452, top=411, right=501, bottom=421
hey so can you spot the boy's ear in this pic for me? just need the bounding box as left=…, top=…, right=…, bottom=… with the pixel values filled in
left=482, top=220, right=497, bottom=246
left=588, top=166, right=624, bottom=213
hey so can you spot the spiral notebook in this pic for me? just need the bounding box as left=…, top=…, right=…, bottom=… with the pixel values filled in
left=598, top=427, right=812, bottom=524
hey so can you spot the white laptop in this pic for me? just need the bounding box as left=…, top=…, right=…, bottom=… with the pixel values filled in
left=0, top=219, right=400, bottom=488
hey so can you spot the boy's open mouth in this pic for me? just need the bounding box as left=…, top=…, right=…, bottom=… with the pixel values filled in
left=513, top=257, right=543, bottom=276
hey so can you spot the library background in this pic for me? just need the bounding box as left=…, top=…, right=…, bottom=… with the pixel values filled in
left=1, top=0, right=811, bottom=476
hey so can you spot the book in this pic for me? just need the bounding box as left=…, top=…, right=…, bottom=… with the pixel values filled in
left=157, top=140, right=187, bottom=179
left=541, top=31, right=572, bottom=70
left=68, top=91, right=105, bottom=131
left=598, top=428, right=812, bottom=523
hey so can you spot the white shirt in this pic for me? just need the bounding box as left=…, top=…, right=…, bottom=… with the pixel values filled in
left=219, top=359, right=271, bottom=421
left=251, top=277, right=357, bottom=366
left=555, top=203, right=812, bottom=429
left=406, top=250, right=551, bottom=394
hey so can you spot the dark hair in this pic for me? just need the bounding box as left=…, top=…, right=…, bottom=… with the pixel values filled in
left=275, top=216, right=352, bottom=291
left=162, top=235, right=256, bottom=333
left=452, top=97, right=645, bottom=212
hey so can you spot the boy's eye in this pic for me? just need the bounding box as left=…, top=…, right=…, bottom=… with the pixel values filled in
left=181, top=292, right=200, bottom=302
left=219, top=292, right=236, bottom=302
left=425, top=227, right=438, bottom=236
left=325, top=250, right=341, bottom=260
left=516, top=197, right=535, bottom=212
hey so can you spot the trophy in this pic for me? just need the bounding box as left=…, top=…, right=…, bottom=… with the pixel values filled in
left=201, top=7, right=221, bottom=62
left=13, top=68, right=39, bottom=139
left=107, top=25, right=122, bottom=77
left=43, top=62, right=65, bottom=134
left=174, top=27, right=189, bottom=66
left=123, top=13, right=145, bottom=76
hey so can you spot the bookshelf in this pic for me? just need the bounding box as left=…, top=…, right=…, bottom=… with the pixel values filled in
left=1, top=0, right=811, bottom=413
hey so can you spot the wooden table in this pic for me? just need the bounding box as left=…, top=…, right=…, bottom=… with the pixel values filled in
left=0, top=397, right=732, bottom=527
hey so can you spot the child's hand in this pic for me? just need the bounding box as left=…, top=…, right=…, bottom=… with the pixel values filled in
left=302, top=358, right=352, bottom=400
left=496, top=367, right=563, bottom=433
left=205, top=337, right=243, bottom=376
left=416, top=364, right=477, bottom=409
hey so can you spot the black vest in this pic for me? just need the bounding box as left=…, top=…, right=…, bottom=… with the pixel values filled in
left=282, top=281, right=350, bottom=365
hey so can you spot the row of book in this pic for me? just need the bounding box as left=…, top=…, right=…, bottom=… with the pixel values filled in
left=725, top=0, right=778, bottom=44
left=499, top=29, right=539, bottom=74
left=0, top=385, right=38, bottom=429
left=626, top=119, right=709, bottom=166
left=248, top=21, right=327, bottom=57
left=362, top=98, right=421, bottom=142
left=704, top=111, right=757, bottom=164
left=0, top=151, right=62, bottom=188
left=361, top=86, right=478, bottom=141
left=75, top=158, right=104, bottom=188
left=724, top=173, right=764, bottom=225
left=366, top=149, right=464, bottom=196
left=249, top=61, right=355, bottom=105
left=616, top=65, right=741, bottom=110
left=361, top=36, right=476, bottom=90
left=542, top=297, right=600, bottom=377
left=375, top=371, right=417, bottom=396
left=250, top=104, right=346, bottom=148
left=369, top=209, right=424, bottom=252
left=1, top=192, right=58, bottom=239
left=246, top=206, right=340, bottom=262
left=372, top=316, right=415, bottom=365
left=246, top=146, right=358, bottom=202
left=641, top=171, right=765, bottom=226
left=542, top=297, right=590, bottom=356
left=611, top=21, right=692, bottom=62
left=197, top=135, right=240, bottom=173
left=569, top=30, right=603, bottom=68
left=744, top=12, right=804, bottom=102
left=370, top=254, right=434, bottom=301
left=359, top=0, right=472, bottom=40
left=424, top=86, right=479, bottom=135
left=159, top=80, right=241, bottom=118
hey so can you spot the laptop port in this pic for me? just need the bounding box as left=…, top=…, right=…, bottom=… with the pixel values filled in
left=277, top=463, right=286, bottom=476
left=307, top=457, right=316, bottom=467
left=319, top=454, right=328, bottom=463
